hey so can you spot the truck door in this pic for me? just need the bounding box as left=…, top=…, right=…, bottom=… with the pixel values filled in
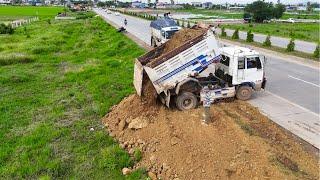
left=237, top=57, right=245, bottom=82
left=244, top=56, right=263, bottom=83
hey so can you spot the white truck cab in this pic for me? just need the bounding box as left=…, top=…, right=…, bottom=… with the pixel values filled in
left=215, top=46, right=266, bottom=100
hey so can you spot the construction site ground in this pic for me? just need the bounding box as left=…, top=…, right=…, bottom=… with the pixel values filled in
left=103, top=95, right=319, bottom=179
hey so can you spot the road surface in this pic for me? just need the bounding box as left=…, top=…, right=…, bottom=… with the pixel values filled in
left=94, top=8, right=320, bottom=149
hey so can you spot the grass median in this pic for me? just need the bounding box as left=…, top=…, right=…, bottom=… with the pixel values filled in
left=0, top=13, right=147, bottom=179
left=222, top=23, right=319, bottom=43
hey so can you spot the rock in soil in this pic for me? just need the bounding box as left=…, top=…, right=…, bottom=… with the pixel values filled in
left=122, top=167, right=131, bottom=175
left=128, top=117, right=149, bottom=129
left=148, top=171, right=157, bottom=180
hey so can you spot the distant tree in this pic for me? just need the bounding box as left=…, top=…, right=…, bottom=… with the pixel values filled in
left=263, top=35, right=272, bottom=47
left=246, top=30, right=254, bottom=42
left=245, top=1, right=286, bottom=22
left=176, top=20, right=180, bottom=26
left=313, top=44, right=319, bottom=58
left=187, top=21, right=191, bottom=28
left=273, top=3, right=286, bottom=19
left=244, top=1, right=273, bottom=23
left=181, top=20, right=185, bottom=28
left=183, top=3, right=195, bottom=10
left=97, top=2, right=105, bottom=7
left=307, top=2, right=312, bottom=12
left=232, top=29, right=239, bottom=39
left=286, top=39, right=295, bottom=52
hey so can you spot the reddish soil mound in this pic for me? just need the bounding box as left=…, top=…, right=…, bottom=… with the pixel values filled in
left=163, top=28, right=206, bottom=53
left=103, top=95, right=319, bottom=180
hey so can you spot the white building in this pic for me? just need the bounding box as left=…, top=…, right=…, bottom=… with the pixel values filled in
left=0, top=0, right=12, bottom=4
left=191, top=2, right=202, bottom=7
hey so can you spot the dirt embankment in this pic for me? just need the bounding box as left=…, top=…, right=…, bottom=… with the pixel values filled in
left=103, top=95, right=319, bottom=180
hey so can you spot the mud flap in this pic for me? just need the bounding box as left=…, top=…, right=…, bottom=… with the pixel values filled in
left=133, top=59, right=143, bottom=96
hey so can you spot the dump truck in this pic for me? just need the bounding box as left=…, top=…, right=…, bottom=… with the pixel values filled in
left=150, top=17, right=182, bottom=47
left=134, top=27, right=266, bottom=111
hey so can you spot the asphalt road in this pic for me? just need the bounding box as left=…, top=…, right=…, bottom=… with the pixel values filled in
left=94, top=8, right=320, bottom=148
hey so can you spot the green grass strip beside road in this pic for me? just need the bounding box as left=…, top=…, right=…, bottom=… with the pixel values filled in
left=0, top=13, right=147, bottom=179
left=221, top=23, right=319, bottom=43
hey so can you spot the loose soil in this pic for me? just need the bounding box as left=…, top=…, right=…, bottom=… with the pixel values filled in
left=103, top=95, right=319, bottom=180
left=162, top=28, right=206, bottom=53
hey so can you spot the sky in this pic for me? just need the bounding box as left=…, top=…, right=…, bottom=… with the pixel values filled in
left=116, top=0, right=319, bottom=5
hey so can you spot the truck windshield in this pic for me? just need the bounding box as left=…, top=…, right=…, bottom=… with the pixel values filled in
left=165, top=30, right=179, bottom=39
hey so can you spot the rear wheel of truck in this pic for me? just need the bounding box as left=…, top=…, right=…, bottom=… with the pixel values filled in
left=236, top=86, right=252, bottom=100
left=176, top=92, right=198, bottom=111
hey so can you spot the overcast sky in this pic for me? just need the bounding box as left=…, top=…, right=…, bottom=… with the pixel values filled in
left=117, top=0, right=318, bottom=5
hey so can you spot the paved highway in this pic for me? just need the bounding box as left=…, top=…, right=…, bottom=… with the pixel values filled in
left=94, top=8, right=320, bottom=149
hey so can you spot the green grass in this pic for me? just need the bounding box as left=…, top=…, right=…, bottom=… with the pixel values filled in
left=174, top=9, right=243, bottom=19
left=0, top=12, right=148, bottom=179
left=173, top=9, right=319, bottom=20
left=0, top=6, right=64, bottom=21
left=222, top=23, right=319, bottom=43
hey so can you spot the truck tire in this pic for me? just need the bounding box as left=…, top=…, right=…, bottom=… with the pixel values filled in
left=176, top=92, right=198, bottom=111
left=236, top=86, right=253, bottom=100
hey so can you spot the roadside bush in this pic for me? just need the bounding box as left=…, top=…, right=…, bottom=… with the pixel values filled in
left=313, top=44, right=319, bottom=58
left=249, top=24, right=253, bottom=28
left=0, top=23, right=14, bottom=34
left=232, top=29, right=239, bottom=39
left=246, top=30, right=254, bottom=42
left=263, top=35, right=272, bottom=47
left=221, top=27, right=227, bottom=37
left=286, top=39, right=295, bottom=52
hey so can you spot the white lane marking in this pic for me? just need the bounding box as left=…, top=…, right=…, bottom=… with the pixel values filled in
left=288, top=75, right=320, bottom=88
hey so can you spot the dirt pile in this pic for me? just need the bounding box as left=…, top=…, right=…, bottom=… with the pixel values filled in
left=103, top=95, right=319, bottom=180
left=163, top=28, right=206, bottom=53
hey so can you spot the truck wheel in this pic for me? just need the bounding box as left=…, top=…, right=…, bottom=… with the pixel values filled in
left=236, top=86, right=253, bottom=100
left=176, top=92, right=198, bottom=111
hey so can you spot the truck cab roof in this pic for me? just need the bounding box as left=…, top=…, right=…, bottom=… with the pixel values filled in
left=220, top=46, right=259, bottom=57
left=150, top=17, right=178, bottom=30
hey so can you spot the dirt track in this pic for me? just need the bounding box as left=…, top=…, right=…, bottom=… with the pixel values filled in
left=103, top=95, right=319, bottom=180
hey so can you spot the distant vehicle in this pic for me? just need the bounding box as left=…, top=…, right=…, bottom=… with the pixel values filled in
left=150, top=17, right=182, bottom=47
left=288, top=18, right=295, bottom=23
left=115, top=12, right=120, bottom=16
left=106, top=10, right=112, bottom=14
